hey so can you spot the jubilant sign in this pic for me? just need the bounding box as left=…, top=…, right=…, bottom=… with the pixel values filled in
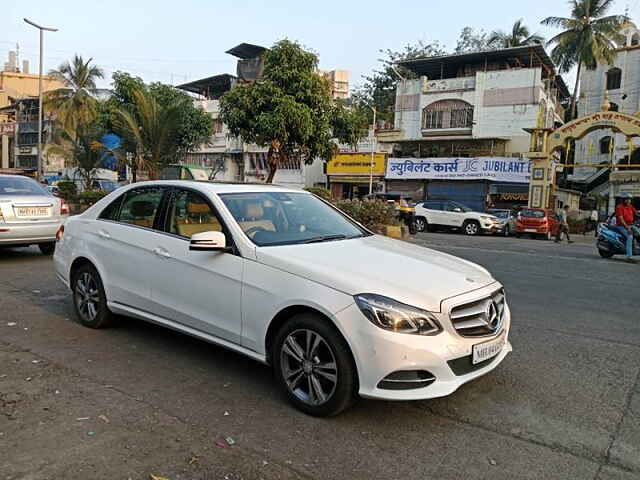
left=386, top=157, right=531, bottom=183
left=327, top=153, right=386, bottom=176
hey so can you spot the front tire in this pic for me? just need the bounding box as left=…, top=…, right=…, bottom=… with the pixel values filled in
left=272, top=313, right=358, bottom=417
left=463, top=220, right=480, bottom=236
left=39, top=242, right=55, bottom=255
left=71, top=264, right=115, bottom=329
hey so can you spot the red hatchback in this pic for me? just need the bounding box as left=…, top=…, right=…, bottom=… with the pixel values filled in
left=515, top=208, right=560, bottom=240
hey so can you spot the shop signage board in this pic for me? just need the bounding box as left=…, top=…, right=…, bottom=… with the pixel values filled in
left=386, top=157, right=531, bottom=183
left=0, top=123, right=16, bottom=136
left=327, top=153, right=386, bottom=176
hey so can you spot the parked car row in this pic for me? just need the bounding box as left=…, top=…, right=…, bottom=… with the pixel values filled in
left=412, top=199, right=560, bottom=240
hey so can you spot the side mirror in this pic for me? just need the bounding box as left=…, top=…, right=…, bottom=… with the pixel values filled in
left=189, top=231, right=228, bottom=252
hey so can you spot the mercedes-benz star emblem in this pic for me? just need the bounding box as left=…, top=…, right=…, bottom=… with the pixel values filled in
left=485, top=301, right=499, bottom=331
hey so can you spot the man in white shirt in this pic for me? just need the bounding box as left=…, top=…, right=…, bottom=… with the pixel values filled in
left=555, top=205, right=573, bottom=243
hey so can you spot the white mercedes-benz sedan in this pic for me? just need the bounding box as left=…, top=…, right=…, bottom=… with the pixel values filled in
left=54, top=181, right=512, bottom=416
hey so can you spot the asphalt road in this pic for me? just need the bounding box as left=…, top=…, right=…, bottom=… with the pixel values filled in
left=1, top=232, right=639, bottom=480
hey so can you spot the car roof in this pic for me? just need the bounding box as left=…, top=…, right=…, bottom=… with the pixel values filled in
left=125, top=180, right=306, bottom=195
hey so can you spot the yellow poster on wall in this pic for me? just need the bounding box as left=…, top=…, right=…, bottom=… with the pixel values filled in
left=327, top=153, right=386, bottom=176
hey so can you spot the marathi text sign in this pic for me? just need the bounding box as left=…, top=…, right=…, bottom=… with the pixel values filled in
left=386, top=157, right=531, bottom=183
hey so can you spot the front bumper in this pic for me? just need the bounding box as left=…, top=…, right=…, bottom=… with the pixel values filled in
left=0, top=221, right=61, bottom=245
left=335, top=283, right=512, bottom=401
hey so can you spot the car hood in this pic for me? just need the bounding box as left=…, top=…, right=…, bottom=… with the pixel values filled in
left=255, top=235, right=495, bottom=312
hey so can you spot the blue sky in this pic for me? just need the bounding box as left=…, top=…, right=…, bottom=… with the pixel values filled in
left=3, top=0, right=638, bottom=90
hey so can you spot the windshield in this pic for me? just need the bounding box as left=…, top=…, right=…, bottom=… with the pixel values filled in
left=0, top=176, right=48, bottom=196
left=489, top=210, right=510, bottom=219
left=219, top=192, right=369, bottom=246
left=521, top=209, right=545, bottom=218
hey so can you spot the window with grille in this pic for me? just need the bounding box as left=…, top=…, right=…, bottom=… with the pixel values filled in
left=422, top=100, right=474, bottom=130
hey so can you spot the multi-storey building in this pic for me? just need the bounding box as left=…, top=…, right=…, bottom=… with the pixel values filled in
left=321, top=70, right=349, bottom=100
left=0, top=50, right=64, bottom=171
left=573, top=22, right=640, bottom=212
left=377, top=45, right=569, bottom=210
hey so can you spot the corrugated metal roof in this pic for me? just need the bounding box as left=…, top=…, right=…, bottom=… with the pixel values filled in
left=225, top=43, right=267, bottom=60
left=176, top=74, right=237, bottom=99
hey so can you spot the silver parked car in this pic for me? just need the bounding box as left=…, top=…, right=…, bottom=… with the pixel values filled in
left=0, top=175, right=68, bottom=255
left=487, top=209, right=517, bottom=237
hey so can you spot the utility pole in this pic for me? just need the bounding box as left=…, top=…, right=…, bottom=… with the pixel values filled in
left=369, top=106, right=376, bottom=194
left=23, top=18, right=58, bottom=180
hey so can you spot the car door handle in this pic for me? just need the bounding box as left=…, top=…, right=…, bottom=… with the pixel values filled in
left=98, top=230, right=111, bottom=240
left=153, top=247, right=172, bottom=259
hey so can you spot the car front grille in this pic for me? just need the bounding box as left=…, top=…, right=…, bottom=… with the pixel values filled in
left=450, top=289, right=506, bottom=337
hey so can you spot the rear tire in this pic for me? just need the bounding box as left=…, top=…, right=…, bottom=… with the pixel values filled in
left=463, top=220, right=480, bottom=236
left=272, top=313, right=358, bottom=417
left=39, top=242, right=55, bottom=255
left=71, top=264, right=115, bottom=329
left=415, top=217, right=427, bottom=233
left=598, top=248, right=615, bottom=259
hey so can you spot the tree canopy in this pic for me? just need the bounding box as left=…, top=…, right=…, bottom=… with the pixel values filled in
left=220, top=40, right=367, bottom=183
left=488, top=19, right=544, bottom=49
left=542, top=0, right=626, bottom=118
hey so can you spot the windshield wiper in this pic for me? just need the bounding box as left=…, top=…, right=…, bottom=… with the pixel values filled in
left=303, top=234, right=347, bottom=244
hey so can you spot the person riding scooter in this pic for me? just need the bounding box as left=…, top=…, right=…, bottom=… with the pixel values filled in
left=614, top=193, right=638, bottom=263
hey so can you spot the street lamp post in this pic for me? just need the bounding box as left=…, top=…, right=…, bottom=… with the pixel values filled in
left=23, top=18, right=57, bottom=181
left=369, top=106, right=376, bottom=194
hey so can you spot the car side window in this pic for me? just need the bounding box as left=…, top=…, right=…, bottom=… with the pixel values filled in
left=117, top=187, right=164, bottom=229
left=423, top=201, right=441, bottom=210
left=167, top=189, right=223, bottom=239
left=99, top=194, right=124, bottom=221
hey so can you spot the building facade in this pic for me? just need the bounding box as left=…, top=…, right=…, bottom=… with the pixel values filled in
left=0, top=50, right=65, bottom=171
left=321, top=70, right=349, bottom=100
left=572, top=22, right=640, bottom=213
left=377, top=45, right=569, bottom=211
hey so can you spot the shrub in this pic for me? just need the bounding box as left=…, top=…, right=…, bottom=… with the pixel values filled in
left=76, top=190, right=109, bottom=206
left=56, top=181, right=77, bottom=201
left=304, top=186, right=332, bottom=201
left=333, top=199, right=399, bottom=230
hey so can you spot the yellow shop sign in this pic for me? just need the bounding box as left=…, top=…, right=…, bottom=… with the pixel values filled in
left=327, top=153, right=386, bottom=176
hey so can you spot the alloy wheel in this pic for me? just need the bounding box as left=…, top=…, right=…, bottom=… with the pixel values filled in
left=74, top=272, right=100, bottom=323
left=415, top=218, right=426, bottom=232
left=465, top=222, right=479, bottom=235
left=280, top=329, right=338, bottom=406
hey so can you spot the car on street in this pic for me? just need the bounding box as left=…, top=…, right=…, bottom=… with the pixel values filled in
left=487, top=208, right=517, bottom=237
left=414, top=200, right=499, bottom=235
left=54, top=181, right=512, bottom=416
left=515, top=208, right=560, bottom=240
left=0, top=174, right=68, bottom=255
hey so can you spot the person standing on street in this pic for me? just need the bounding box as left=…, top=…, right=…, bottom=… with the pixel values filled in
left=590, top=209, right=599, bottom=237
left=614, top=193, right=637, bottom=263
left=555, top=205, right=573, bottom=243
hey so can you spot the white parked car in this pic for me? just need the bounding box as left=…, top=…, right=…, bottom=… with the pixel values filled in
left=414, top=200, right=500, bottom=235
left=0, top=174, right=68, bottom=255
left=54, top=181, right=512, bottom=416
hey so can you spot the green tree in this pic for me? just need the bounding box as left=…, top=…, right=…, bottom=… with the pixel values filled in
left=220, top=40, right=366, bottom=183
left=542, top=0, right=626, bottom=119
left=488, top=19, right=544, bottom=49
left=352, top=40, right=447, bottom=123
left=46, top=55, right=104, bottom=136
left=455, top=27, right=491, bottom=53
left=111, top=86, right=187, bottom=180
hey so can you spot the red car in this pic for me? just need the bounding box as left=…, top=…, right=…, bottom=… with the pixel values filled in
left=515, top=208, right=560, bottom=240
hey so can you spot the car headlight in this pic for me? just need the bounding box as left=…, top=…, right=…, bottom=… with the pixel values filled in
left=480, top=215, right=495, bottom=221
left=354, top=294, right=442, bottom=335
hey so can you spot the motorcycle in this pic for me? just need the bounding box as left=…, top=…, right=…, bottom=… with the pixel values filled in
left=596, top=221, right=640, bottom=258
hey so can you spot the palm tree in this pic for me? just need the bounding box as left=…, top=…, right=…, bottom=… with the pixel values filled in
left=46, top=55, right=104, bottom=136
left=488, top=19, right=545, bottom=49
left=111, top=86, right=185, bottom=180
left=542, top=0, right=626, bottom=119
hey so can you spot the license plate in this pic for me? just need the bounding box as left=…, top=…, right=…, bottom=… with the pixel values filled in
left=16, top=206, right=50, bottom=217
left=524, top=228, right=537, bottom=232
left=472, top=332, right=505, bottom=364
